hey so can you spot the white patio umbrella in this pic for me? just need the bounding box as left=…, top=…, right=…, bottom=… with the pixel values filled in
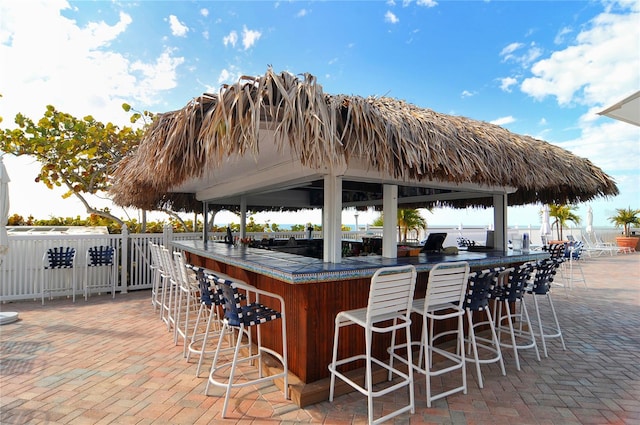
left=586, top=206, right=593, bottom=234
left=540, top=205, right=552, bottom=238
left=0, top=155, right=18, bottom=325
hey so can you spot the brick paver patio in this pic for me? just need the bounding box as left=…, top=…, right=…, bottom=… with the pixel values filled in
left=1, top=253, right=639, bottom=424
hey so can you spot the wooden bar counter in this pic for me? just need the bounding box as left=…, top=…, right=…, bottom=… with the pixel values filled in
left=174, top=239, right=547, bottom=406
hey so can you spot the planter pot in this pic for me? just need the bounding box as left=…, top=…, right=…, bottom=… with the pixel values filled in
left=615, top=236, right=640, bottom=250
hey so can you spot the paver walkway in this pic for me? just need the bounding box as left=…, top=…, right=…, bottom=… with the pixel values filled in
left=1, top=254, right=639, bottom=424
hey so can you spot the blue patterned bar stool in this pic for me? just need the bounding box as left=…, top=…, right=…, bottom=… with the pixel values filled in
left=205, top=275, right=288, bottom=418
left=463, top=268, right=506, bottom=388
left=185, top=267, right=224, bottom=376
left=493, top=264, right=541, bottom=371
left=84, top=245, right=117, bottom=301
left=527, top=259, right=567, bottom=357
left=42, top=246, right=77, bottom=305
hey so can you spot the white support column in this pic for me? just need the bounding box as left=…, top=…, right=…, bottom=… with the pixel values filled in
left=382, top=184, right=398, bottom=258
left=493, top=193, right=508, bottom=251
left=240, top=196, right=247, bottom=239
left=202, top=202, right=208, bottom=248
left=323, top=175, right=343, bottom=263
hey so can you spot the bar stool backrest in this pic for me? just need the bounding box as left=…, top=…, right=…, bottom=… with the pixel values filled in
left=45, top=246, right=76, bottom=269
left=466, top=267, right=503, bottom=311
left=87, top=246, right=114, bottom=267
left=531, top=259, right=560, bottom=295
left=366, top=265, right=417, bottom=323
left=426, top=261, right=470, bottom=309
left=547, top=243, right=566, bottom=261
left=495, top=263, right=534, bottom=302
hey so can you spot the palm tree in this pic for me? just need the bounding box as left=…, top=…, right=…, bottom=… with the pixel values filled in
left=548, top=204, right=581, bottom=240
left=372, top=208, right=429, bottom=242
left=398, top=209, right=428, bottom=242
left=608, top=206, right=640, bottom=237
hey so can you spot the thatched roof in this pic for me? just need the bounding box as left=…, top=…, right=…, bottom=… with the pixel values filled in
left=110, top=68, right=618, bottom=212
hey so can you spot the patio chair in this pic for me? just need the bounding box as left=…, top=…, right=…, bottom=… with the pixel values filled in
left=83, top=245, right=117, bottom=301
left=42, top=246, right=77, bottom=305
left=526, top=259, right=566, bottom=358
left=492, top=264, right=540, bottom=371
left=330, top=265, right=417, bottom=424
left=388, top=261, right=469, bottom=408
left=589, top=233, right=618, bottom=256
left=206, top=275, right=289, bottom=419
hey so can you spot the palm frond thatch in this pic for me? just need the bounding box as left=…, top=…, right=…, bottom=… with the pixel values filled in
left=110, top=68, right=618, bottom=212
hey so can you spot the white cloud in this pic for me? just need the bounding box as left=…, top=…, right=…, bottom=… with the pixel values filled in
left=461, top=90, right=476, bottom=98
left=223, top=31, right=238, bottom=47
left=217, top=67, right=242, bottom=85
left=490, top=116, right=516, bottom=126
left=521, top=5, right=640, bottom=107
left=400, top=0, right=437, bottom=6
left=385, top=11, right=399, bottom=24
left=500, top=42, right=542, bottom=66
left=200, top=8, right=209, bottom=18
left=554, top=26, right=572, bottom=45
left=242, top=26, right=261, bottom=50
left=0, top=1, right=184, bottom=127
left=168, top=14, right=189, bottom=37
left=500, top=77, right=518, bottom=92
left=499, top=42, right=523, bottom=60
left=297, top=9, right=308, bottom=18
left=417, top=0, right=438, bottom=7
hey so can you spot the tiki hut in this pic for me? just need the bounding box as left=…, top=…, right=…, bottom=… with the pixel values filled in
left=110, top=68, right=617, bottom=260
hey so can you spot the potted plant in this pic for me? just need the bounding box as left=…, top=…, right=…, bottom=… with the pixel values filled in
left=609, top=206, right=640, bottom=250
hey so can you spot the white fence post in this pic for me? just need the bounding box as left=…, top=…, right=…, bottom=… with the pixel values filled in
left=120, top=225, right=128, bottom=294
left=163, top=225, right=173, bottom=248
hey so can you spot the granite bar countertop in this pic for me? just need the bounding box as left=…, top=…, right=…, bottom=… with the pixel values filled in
left=172, top=239, right=548, bottom=284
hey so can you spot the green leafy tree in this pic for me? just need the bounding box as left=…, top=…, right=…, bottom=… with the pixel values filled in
left=608, top=206, right=640, bottom=237
left=0, top=104, right=151, bottom=227
left=548, top=204, right=581, bottom=240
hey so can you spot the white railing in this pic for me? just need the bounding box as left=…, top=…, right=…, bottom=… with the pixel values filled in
left=1, top=224, right=626, bottom=302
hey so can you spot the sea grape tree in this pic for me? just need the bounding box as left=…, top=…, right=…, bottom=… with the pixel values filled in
left=0, top=104, right=151, bottom=226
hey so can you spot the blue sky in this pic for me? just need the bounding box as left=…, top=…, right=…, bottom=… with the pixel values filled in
left=1, top=0, right=638, bottom=229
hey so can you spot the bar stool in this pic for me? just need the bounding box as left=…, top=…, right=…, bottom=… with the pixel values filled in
left=149, top=242, right=163, bottom=311
left=493, top=264, right=540, bottom=371
left=84, top=245, right=117, bottom=301
left=172, top=251, right=200, bottom=356
left=42, top=246, right=77, bottom=305
left=206, top=275, right=289, bottom=419
left=462, top=268, right=506, bottom=388
left=158, top=246, right=178, bottom=332
left=527, top=259, right=567, bottom=357
left=330, top=265, right=417, bottom=425
left=388, top=261, right=469, bottom=408
left=563, top=241, right=587, bottom=291
left=186, top=267, right=224, bottom=376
